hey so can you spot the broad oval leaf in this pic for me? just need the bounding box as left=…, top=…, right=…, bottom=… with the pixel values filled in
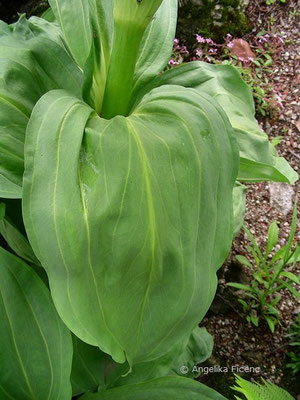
left=133, top=61, right=298, bottom=184
left=0, top=247, right=72, bottom=400
left=80, top=376, right=227, bottom=400
left=23, top=86, right=238, bottom=365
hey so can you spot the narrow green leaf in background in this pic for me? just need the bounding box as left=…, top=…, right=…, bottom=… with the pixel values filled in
left=71, top=335, right=110, bottom=396
left=48, top=0, right=92, bottom=68
left=0, top=203, right=39, bottom=265
left=232, top=182, right=247, bottom=237
left=266, top=221, right=279, bottom=258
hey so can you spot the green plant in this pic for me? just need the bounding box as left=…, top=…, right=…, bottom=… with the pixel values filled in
left=289, top=8, right=299, bottom=19
left=265, top=0, right=286, bottom=5
left=0, top=0, right=297, bottom=398
left=286, top=314, right=300, bottom=375
left=228, top=204, right=300, bottom=332
left=232, top=375, right=295, bottom=400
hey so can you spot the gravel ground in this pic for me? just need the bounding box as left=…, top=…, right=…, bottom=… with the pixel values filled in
left=198, top=0, right=299, bottom=397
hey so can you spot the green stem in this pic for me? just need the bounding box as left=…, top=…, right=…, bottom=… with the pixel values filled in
left=101, top=21, right=144, bottom=119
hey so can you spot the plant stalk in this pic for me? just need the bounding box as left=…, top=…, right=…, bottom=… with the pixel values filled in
left=101, top=21, right=144, bottom=119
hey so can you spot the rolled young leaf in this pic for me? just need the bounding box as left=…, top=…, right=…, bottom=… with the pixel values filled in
left=0, top=247, right=72, bottom=400
left=80, top=376, right=227, bottom=400
left=132, top=61, right=297, bottom=184
left=23, top=85, right=238, bottom=366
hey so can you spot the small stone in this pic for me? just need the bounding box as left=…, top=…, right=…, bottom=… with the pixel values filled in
left=230, top=39, right=256, bottom=60
left=269, top=182, right=294, bottom=216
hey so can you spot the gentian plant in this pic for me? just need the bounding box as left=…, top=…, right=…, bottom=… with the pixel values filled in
left=0, top=1, right=297, bottom=399
left=228, top=204, right=300, bottom=333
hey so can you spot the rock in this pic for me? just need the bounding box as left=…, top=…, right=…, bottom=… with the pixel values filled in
left=177, top=0, right=251, bottom=44
left=269, top=182, right=294, bottom=216
left=230, top=39, right=255, bottom=60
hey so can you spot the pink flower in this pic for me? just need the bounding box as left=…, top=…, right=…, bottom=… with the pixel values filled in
left=227, top=41, right=234, bottom=48
left=181, top=45, right=189, bottom=54
left=174, top=38, right=179, bottom=44
left=168, top=59, right=179, bottom=65
left=276, top=94, right=284, bottom=109
left=206, top=38, right=215, bottom=44
left=196, top=34, right=205, bottom=43
left=196, top=49, right=202, bottom=57
left=226, top=33, right=232, bottom=39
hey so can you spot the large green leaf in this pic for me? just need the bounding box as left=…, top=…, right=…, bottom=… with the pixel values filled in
left=80, top=376, right=227, bottom=400
left=0, top=248, right=72, bottom=400
left=0, top=18, right=83, bottom=198
left=132, top=0, right=178, bottom=96
left=23, top=85, right=238, bottom=365
left=133, top=61, right=297, bottom=184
